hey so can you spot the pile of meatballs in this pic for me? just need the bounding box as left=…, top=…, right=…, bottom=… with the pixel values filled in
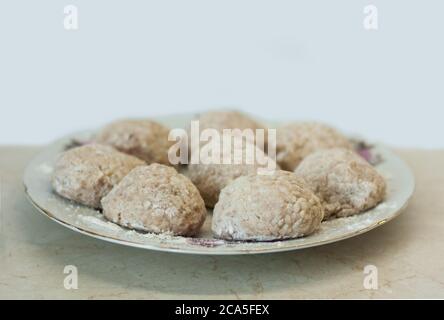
left=52, top=111, right=386, bottom=242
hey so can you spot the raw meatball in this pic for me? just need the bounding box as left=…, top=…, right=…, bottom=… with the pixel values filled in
left=188, top=110, right=269, bottom=150
left=52, top=144, right=145, bottom=208
left=183, top=140, right=279, bottom=208
left=212, top=170, right=324, bottom=241
left=94, top=119, right=173, bottom=165
left=276, top=122, right=353, bottom=171
left=295, top=148, right=386, bottom=219
left=101, top=164, right=207, bottom=236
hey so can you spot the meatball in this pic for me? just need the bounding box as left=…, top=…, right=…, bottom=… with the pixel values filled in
left=52, top=144, right=145, bottom=208
left=276, top=122, right=352, bottom=171
left=94, top=119, right=173, bottom=165
left=183, top=140, right=279, bottom=208
left=212, top=170, right=324, bottom=241
left=188, top=110, right=269, bottom=151
left=101, top=164, right=207, bottom=236
left=295, top=148, right=386, bottom=219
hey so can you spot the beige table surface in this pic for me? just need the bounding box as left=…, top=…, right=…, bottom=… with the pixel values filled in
left=0, top=146, right=443, bottom=299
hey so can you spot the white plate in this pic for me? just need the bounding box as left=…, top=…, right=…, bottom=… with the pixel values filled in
left=23, top=114, right=415, bottom=255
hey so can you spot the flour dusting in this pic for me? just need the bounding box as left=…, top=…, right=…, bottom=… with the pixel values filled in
left=77, top=215, right=123, bottom=232
left=38, top=163, right=54, bottom=175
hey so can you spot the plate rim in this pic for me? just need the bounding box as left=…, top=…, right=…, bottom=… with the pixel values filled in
left=24, top=186, right=413, bottom=255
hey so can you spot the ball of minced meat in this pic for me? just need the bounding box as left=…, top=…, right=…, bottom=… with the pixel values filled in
left=101, top=164, right=207, bottom=236
left=183, top=139, right=279, bottom=208
left=188, top=110, right=269, bottom=150
left=295, top=148, right=386, bottom=219
left=212, top=170, right=324, bottom=241
left=94, top=119, right=173, bottom=165
left=276, top=122, right=353, bottom=171
left=52, top=144, right=145, bottom=208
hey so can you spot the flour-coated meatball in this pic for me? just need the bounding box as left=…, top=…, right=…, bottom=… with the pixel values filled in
left=52, top=144, right=145, bottom=208
left=94, top=119, right=173, bottom=165
left=212, top=170, right=324, bottom=241
left=101, top=164, right=207, bottom=236
left=184, top=140, right=279, bottom=208
left=295, top=148, right=386, bottom=219
left=277, top=122, right=352, bottom=171
left=188, top=110, right=269, bottom=151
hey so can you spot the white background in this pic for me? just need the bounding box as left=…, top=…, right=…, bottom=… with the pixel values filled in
left=0, top=1, right=443, bottom=147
